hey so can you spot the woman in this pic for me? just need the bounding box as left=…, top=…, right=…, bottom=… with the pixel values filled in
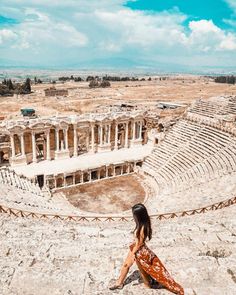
left=109, top=203, right=184, bottom=294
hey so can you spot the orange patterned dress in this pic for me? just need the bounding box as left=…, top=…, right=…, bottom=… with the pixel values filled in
left=130, top=242, right=184, bottom=295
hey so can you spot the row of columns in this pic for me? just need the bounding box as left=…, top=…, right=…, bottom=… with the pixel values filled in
left=97, top=120, right=142, bottom=149
left=9, top=119, right=144, bottom=162
left=55, top=128, right=68, bottom=152
left=114, top=121, right=129, bottom=150
left=132, top=120, right=142, bottom=140
left=99, top=123, right=111, bottom=146
left=73, top=123, right=95, bottom=156
left=10, top=130, right=52, bottom=163
left=10, top=133, right=25, bottom=159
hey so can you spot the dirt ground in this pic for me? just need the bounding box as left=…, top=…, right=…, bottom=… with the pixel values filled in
left=60, top=174, right=145, bottom=214
left=1, top=76, right=236, bottom=119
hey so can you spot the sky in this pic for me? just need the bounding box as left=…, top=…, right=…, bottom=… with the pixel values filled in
left=0, top=0, right=236, bottom=72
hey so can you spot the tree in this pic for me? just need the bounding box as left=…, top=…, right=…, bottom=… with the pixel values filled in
left=215, top=75, right=235, bottom=84
left=23, top=78, right=31, bottom=93
left=0, top=84, right=11, bottom=96
left=89, top=80, right=99, bottom=88
left=100, top=80, right=111, bottom=88
left=74, top=77, right=83, bottom=82
left=7, top=79, right=14, bottom=90
left=86, top=76, right=95, bottom=82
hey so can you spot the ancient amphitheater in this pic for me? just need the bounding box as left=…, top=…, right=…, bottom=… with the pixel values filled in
left=0, top=95, right=236, bottom=295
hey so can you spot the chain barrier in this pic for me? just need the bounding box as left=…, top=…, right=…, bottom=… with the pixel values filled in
left=0, top=196, right=235, bottom=222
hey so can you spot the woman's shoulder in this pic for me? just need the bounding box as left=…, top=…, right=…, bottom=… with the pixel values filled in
left=134, top=226, right=145, bottom=241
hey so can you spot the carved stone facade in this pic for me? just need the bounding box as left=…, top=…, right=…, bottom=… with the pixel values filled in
left=0, top=111, right=148, bottom=167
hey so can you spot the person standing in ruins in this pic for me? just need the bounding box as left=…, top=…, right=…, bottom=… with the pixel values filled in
left=109, top=203, right=184, bottom=294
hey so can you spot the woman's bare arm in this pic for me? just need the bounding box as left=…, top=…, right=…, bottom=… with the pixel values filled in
left=131, top=226, right=145, bottom=255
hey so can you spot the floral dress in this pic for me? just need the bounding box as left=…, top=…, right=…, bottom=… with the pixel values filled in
left=129, top=242, right=184, bottom=295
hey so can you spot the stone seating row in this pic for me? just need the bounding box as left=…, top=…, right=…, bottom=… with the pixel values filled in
left=0, top=168, right=77, bottom=215
left=144, top=171, right=236, bottom=213
left=143, top=118, right=236, bottom=193
left=144, top=145, right=236, bottom=193
left=0, top=168, right=43, bottom=196
left=0, top=206, right=235, bottom=295
left=0, top=183, right=73, bottom=214
left=189, top=97, right=236, bottom=119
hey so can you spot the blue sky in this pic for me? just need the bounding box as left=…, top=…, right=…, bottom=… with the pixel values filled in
left=0, top=0, right=236, bottom=71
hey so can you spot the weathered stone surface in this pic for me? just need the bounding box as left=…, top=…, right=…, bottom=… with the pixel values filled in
left=0, top=94, right=235, bottom=294
left=0, top=206, right=235, bottom=295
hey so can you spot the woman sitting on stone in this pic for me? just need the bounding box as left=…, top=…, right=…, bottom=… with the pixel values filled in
left=109, top=203, right=184, bottom=294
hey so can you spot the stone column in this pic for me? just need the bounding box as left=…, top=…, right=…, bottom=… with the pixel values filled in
left=55, top=128, right=60, bottom=152
left=132, top=121, right=136, bottom=140
left=99, top=124, right=103, bottom=146
left=46, top=130, right=51, bottom=160
left=73, top=125, right=78, bottom=157
left=114, top=122, right=118, bottom=150
left=81, top=172, right=84, bottom=183
left=105, top=166, right=108, bottom=178
left=121, top=165, right=124, bottom=175
left=64, top=128, right=68, bottom=150
left=86, top=136, right=89, bottom=151
left=139, top=121, right=142, bottom=139
left=108, top=124, right=111, bottom=144
left=127, top=163, right=130, bottom=173
left=20, top=133, right=25, bottom=156
left=31, top=132, right=37, bottom=163
left=10, top=134, right=15, bottom=158
left=125, top=122, right=129, bottom=148
left=91, top=123, right=95, bottom=153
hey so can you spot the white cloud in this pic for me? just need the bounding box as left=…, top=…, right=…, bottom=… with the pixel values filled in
left=92, top=11, right=236, bottom=55
left=223, top=0, right=236, bottom=29
left=94, top=9, right=187, bottom=48
left=188, top=20, right=236, bottom=51
left=0, top=29, right=17, bottom=44
left=0, top=1, right=236, bottom=68
left=9, top=9, right=88, bottom=51
left=225, top=0, right=236, bottom=12
left=219, top=33, right=236, bottom=50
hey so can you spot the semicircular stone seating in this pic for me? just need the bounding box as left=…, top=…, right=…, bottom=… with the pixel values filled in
left=0, top=168, right=77, bottom=215
left=142, top=97, right=236, bottom=204
left=143, top=119, right=236, bottom=193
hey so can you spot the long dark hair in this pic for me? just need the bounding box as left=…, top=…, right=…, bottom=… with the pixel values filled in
left=132, top=203, right=152, bottom=242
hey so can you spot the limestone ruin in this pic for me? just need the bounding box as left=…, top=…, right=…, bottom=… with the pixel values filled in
left=0, top=94, right=235, bottom=295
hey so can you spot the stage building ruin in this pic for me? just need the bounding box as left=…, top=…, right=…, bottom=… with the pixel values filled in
left=0, top=110, right=161, bottom=189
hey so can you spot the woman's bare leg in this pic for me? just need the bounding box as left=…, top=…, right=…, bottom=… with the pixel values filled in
left=116, top=250, right=135, bottom=285
left=136, top=260, right=152, bottom=288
